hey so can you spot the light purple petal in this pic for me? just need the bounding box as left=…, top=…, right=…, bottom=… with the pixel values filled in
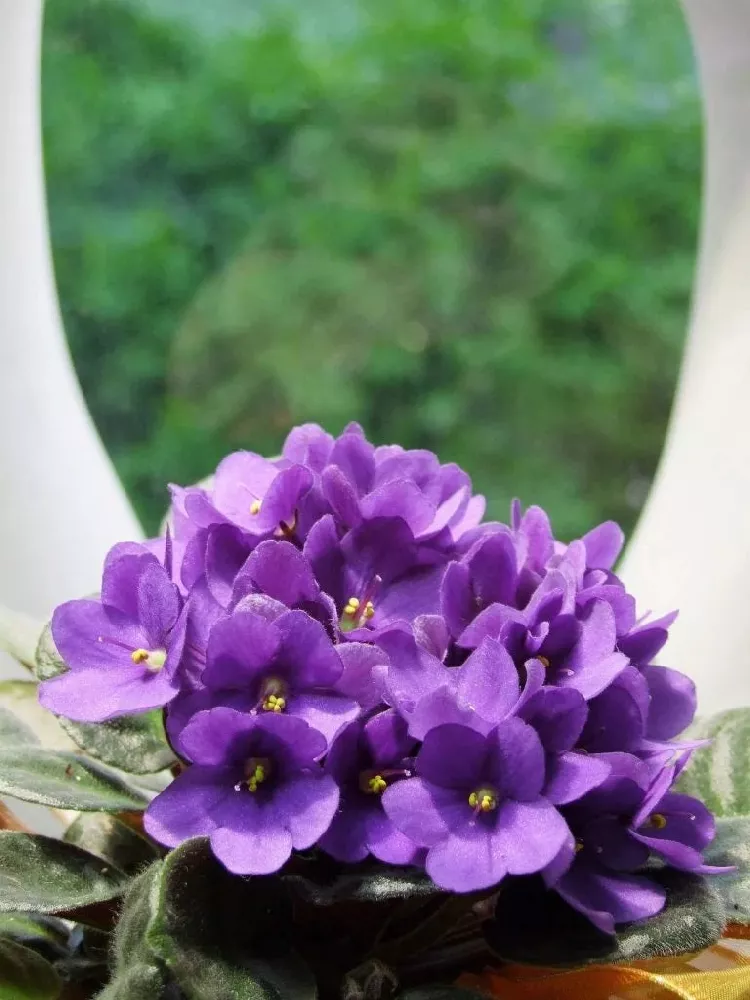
left=319, top=802, right=371, bottom=863
left=581, top=521, right=624, bottom=571
left=212, top=452, right=278, bottom=528
left=377, top=629, right=447, bottom=716
left=643, top=665, right=697, bottom=741
left=282, top=423, right=334, bottom=471
left=544, top=752, right=612, bottom=805
left=321, top=466, right=362, bottom=527
left=211, top=796, right=293, bottom=875
left=334, top=642, right=388, bottom=710
left=521, top=686, right=587, bottom=753
left=440, top=562, right=474, bottom=639
left=375, top=566, right=445, bottom=628
left=276, top=610, right=343, bottom=688
left=492, top=799, right=570, bottom=875
left=136, top=561, right=181, bottom=646
left=289, top=693, right=360, bottom=746
left=39, top=661, right=179, bottom=722
left=252, top=465, right=314, bottom=534
left=455, top=638, right=520, bottom=724
left=329, top=431, right=375, bottom=495
left=426, top=822, right=508, bottom=892
left=382, top=777, right=466, bottom=847
left=51, top=600, right=147, bottom=672
left=408, top=686, right=492, bottom=742
left=233, top=540, right=320, bottom=608
left=366, top=810, right=423, bottom=865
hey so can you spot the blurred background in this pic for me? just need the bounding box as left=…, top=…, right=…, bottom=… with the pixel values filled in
left=41, top=0, right=700, bottom=540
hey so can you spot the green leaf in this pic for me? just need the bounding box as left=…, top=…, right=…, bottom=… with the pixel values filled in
left=0, top=681, right=75, bottom=751
left=95, top=866, right=169, bottom=1000
left=147, top=838, right=315, bottom=1000
left=0, top=833, right=130, bottom=914
left=285, top=862, right=441, bottom=905
left=0, top=914, right=69, bottom=959
left=484, top=869, right=725, bottom=967
left=34, top=623, right=176, bottom=774
left=678, top=708, right=750, bottom=817
left=0, top=605, right=44, bottom=673
left=0, top=746, right=150, bottom=811
left=64, top=814, right=161, bottom=874
left=703, top=816, right=750, bottom=925
left=0, top=938, right=61, bottom=999
left=0, top=706, right=39, bottom=746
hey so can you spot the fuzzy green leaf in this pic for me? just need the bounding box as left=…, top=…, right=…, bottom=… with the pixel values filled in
left=0, top=746, right=150, bottom=811
left=703, top=816, right=750, bottom=925
left=34, top=623, right=176, bottom=774
left=0, top=938, right=61, bottom=999
left=678, top=708, right=750, bottom=817
left=485, top=868, right=724, bottom=967
left=0, top=833, right=130, bottom=914
left=285, top=862, right=441, bottom=906
left=0, top=606, right=44, bottom=673
left=0, top=914, right=69, bottom=959
left=95, top=866, right=169, bottom=1000
left=0, top=706, right=39, bottom=746
left=147, top=838, right=315, bottom=1000
left=64, top=814, right=161, bottom=874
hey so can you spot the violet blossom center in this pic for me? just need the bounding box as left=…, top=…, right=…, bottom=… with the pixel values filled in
left=236, top=756, right=273, bottom=794
left=258, top=676, right=289, bottom=714
left=468, top=785, right=499, bottom=814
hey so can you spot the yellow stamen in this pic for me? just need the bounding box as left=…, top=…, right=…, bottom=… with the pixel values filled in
left=250, top=499, right=262, bottom=515
left=538, top=656, right=551, bottom=669
left=575, top=840, right=585, bottom=853
left=262, top=694, right=286, bottom=713
left=243, top=758, right=271, bottom=793
left=468, top=789, right=497, bottom=813
left=649, top=813, right=668, bottom=831
left=345, top=597, right=360, bottom=612
left=367, top=775, right=387, bottom=795
left=363, top=601, right=375, bottom=620
left=131, top=648, right=166, bottom=671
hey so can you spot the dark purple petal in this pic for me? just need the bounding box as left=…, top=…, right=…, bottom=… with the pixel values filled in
left=521, top=686, right=588, bottom=753
left=375, top=566, right=445, bottom=628
left=582, top=816, right=650, bottom=871
left=485, top=719, right=545, bottom=802
left=321, top=466, right=362, bottom=527
left=144, top=765, right=233, bottom=847
left=416, top=724, right=489, bottom=789
left=329, top=431, right=375, bottom=495
left=233, top=540, right=320, bottom=608
left=470, top=531, right=518, bottom=607
left=363, top=709, right=415, bottom=767
left=178, top=706, right=261, bottom=765
left=275, top=773, right=340, bottom=850
left=252, top=465, right=314, bottom=535
left=276, top=610, right=343, bottom=688
left=361, top=481, right=435, bottom=535
left=556, top=864, right=666, bottom=935
left=203, top=612, right=281, bottom=689
left=441, top=562, right=474, bottom=638
left=318, top=801, right=371, bottom=863
left=202, top=525, right=256, bottom=607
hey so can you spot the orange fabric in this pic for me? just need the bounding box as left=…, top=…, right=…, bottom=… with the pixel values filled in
left=458, top=940, right=750, bottom=999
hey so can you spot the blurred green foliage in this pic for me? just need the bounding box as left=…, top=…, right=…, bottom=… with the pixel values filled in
left=42, top=0, right=700, bottom=538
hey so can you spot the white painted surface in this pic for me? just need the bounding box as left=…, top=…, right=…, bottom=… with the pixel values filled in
left=0, top=0, right=142, bottom=683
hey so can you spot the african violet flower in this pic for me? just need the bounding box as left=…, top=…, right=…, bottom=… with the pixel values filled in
left=144, top=707, right=339, bottom=874
left=542, top=753, right=729, bottom=934
left=319, top=710, right=421, bottom=864
left=382, top=720, right=570, bottom=892
left=169, top=605, right=360, bottom=750
left=40, top=545, right=186, bottom=722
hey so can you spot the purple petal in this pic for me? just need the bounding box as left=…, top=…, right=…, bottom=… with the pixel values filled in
left=486, top=719, right=545, bottom=801
left=458, top=603, right=525, bottom=649
left=136, top=561, right=181, bottom=646
left=276, top=774, right=340, bottom=850
left=321, top=466, right=362, bottom=527
left=319, top=801, right=371, bottom=863
left=408, top=686, right=492, bottom=742
left=416, top=724, right=489, bottom=789
left=276, top=610, right=343, bottom=688
left=211, top=797, right=293, bottom=875
left=521, top=686, right=588, bottom=753
left=375, top=566, right=445, bottom=628
left=544, top=752, right=612, bottom=806
left=556, top=864, right=666, bottom=935
left=329, top=431, right=375, bottom=495
left=377, top=630, right=447, bottom=716
left=233, top=540, right=320, bottom=608
left=364, top=709, right=415, bottom=767
left=440, top=562, right=474, bottom=639
left=382, top=777, right=466, bottom=847
left=178, top=706, right=260, bottom=765
left=451, top=493, right=486, bottom=540
left=252, top=465, right=314, bottom=534
left=455, top=638, right=520, bottom=724
left=361, top=481, right=435, bottom=535
left=413, top=615, right=450, bottom=660
left=204, top=525, right=255, bottom=607
left=581, top=521, right=624, bottom=571
left=203, top=612, right=281, bottom=689
left=51, top=600, right=147, bottom=672
left=365, top=810, right=423, bottom=865
left=212, top=452, right=278, bottom=528
left=334, top=642, right=388, bottom=710
left=583, top=817, right=650, bottom=872
left=144, top=765, right=233, bottom=847
left=101, top=551, right=157, bottom=619
left=470, top=532, right=518, bottom=607
left=493, top=799, right=570, bottom=875
left=426, top=822, right=508, bottom=892
left=289, top=693, right=360, bottom=746
left=39, top=662, right=179, bottom=722
left=643, top=666, right=697, bottom=741
left=282, top=423, right=334, bottom=471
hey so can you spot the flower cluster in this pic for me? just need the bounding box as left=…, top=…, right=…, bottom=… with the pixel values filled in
left=40, top=423, right=725, bottom=933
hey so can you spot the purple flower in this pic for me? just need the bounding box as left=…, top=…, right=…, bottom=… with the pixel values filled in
left=382, top=721, right=569, bottom=892
left=319, top=710, right=421, bottom=865
left=144, top=707, right=339, bottom=875
left=543, top=753, right=729, bottom=934
left=40, top=546, right=186, bottom=722
left=180, top=607, right=360, bottom=747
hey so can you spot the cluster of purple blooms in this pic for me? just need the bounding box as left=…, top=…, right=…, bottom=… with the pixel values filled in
left=40, top=423, right=725, bottom=934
